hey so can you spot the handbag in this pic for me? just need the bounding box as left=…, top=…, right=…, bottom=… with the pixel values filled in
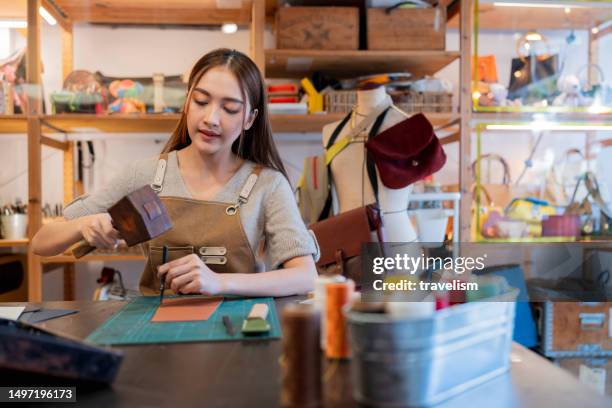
left=471, top=153, right=513, bottom=208
left=309, top=204, right=384, bottom=285
left=507, top=54, right=559, bottom=102
left=545, top=148, right=588, bottom=206
left=364, top=113, right=446, bottom=189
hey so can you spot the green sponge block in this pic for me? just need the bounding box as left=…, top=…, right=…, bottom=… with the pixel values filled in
left=241, top=303, right=271, bottom=335
left=241, top=318, right=271, bottom=334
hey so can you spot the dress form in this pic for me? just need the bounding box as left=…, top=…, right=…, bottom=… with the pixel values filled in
left=321, top=86, right=418, bottom=242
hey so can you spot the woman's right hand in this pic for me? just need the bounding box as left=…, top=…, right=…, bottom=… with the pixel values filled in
left=79, top=213, right=121, bottom=249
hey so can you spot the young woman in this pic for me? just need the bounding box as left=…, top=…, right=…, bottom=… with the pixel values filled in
left=32, top=48, right=319, bottom=297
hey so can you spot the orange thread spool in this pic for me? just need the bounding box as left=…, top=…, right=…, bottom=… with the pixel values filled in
left=325, top=280, right=354, bottom=359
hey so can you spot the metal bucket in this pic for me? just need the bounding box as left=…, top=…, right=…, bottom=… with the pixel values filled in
left=346, top=289, right=518, bottom=407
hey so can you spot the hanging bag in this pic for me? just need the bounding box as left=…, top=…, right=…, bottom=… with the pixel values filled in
left=296, top=103, right=390, bottom=224
left=309, top=204, right=385, bottom=284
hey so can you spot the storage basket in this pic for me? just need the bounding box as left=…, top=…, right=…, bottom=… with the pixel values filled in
left=324, top=89, right=452, bottom=114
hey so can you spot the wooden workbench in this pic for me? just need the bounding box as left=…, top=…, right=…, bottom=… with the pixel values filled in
left=2, top=298, right=610, bottom=407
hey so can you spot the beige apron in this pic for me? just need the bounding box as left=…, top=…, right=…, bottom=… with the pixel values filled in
left=139, top=153, right=261, bottom=295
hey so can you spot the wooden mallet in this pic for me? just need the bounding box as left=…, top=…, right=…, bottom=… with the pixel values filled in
left=72, top=185, right=172, bottom=258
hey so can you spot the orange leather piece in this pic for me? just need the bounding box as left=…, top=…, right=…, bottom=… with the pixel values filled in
left=151, top=296, right=223, bottom=322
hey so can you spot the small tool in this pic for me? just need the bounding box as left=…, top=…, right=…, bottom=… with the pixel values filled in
left=159, top=245, right=168, bottom=304
left=222, top=315, right=234, bottom=337
left=72, top=185, right=172, bottom=258
left=241, top=303, right=271, bottom=335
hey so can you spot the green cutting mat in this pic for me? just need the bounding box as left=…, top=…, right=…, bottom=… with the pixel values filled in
left=86, top=296, right=281, bottom=345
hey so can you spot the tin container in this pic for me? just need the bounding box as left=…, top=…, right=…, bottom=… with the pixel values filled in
left=346, top=289, right=518, bottom=407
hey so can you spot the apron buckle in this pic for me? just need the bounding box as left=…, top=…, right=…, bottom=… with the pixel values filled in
left=199, top=246, right=227, bottom=256
left=225, top=205, right=238, bottom=216
left=201, top=256, right=228, bottom=265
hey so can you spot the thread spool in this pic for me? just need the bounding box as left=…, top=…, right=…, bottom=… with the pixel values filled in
left=449, top=278, right=467, bottom=305
left=325, top=280, right=354, bottom=359
left=435, top=291, right=450, bottom=310
left=314, top=275, right=346, bottom=350
left=281, top=303, right=321, bottom=408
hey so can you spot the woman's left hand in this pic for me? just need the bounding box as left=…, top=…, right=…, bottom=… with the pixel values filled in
left=157, top=254, right=224, bottom=295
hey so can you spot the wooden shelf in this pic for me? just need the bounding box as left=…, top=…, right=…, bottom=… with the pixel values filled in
left=42, top=114, right=180, bottom=133
left=41, top=113, right=338, bottom=134
left=272, top=112, right=458, bottom=132
left=0, top=115, right=28, bottom=134
left=48, top=0, right=262, bottom=25
left=0, top=239, right=29, bottom=247
left=40, top=112, right=459, bottom=134
left=448, top=2, right=612, bottom=30
left=0, top=0, right=26, bottom=19
left=473, top=111, right=612, bottom=125
left=265, top=49, right=460, bottom=79
left=271, top=113, right=344, bottom=133
left=42, top=253, right=145, bottom=264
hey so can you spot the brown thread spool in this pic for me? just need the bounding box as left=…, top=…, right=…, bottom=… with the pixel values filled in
left=281, top=303, right=321, bottom=408
left=325, top=280, right=354, bottom=359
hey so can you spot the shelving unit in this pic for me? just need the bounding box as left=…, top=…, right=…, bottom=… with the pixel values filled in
left=21, top=0, right=269, bottom=301
left=0, top=115, right=29, bottom=261
left=13, top=0, right=472, bottom=301
left=466, top=0, right=612, bottom=243
left=0, top=115, right=28, bottom=134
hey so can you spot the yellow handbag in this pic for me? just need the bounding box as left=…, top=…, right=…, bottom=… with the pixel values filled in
left=505, top=198, right=556, bottom=237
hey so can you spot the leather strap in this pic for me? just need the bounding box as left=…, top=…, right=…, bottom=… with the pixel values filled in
left=334, top=249, right=345, bottom=276
left=367, top=108, right=389, bottom=203
left=151, top=153, right=170, bottom=193
left=326, top=113, right=351, bottom=150
left=319, top=116, right=350, bottom=221
left=324, top=100, right=391, bottom=165
left=238, top=165, right=263, bottom=203
left=318, top=107, right=390, bottom=221
left=226, top=164, right=263, bottom=216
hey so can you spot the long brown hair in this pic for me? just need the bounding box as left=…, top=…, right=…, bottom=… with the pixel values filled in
left=162, top=48, right=287, bottom=179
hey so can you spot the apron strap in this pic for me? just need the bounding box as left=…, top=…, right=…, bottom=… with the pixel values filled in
left=238, top=165, right=263, bottom=203
left=226, top=165, right=263, bottom=216
left=151, top=153, right=169, bottom=193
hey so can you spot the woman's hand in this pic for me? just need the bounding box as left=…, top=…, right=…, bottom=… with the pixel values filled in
left=79, top=213, right=121, bottom=249
left=157, top=254, right=224, bottom=295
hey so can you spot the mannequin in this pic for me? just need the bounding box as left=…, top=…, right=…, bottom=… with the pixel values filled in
left=321, top=85, right=418, bottom=242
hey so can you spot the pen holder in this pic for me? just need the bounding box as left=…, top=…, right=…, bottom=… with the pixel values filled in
left=1, top=214, right=28, bottom=240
